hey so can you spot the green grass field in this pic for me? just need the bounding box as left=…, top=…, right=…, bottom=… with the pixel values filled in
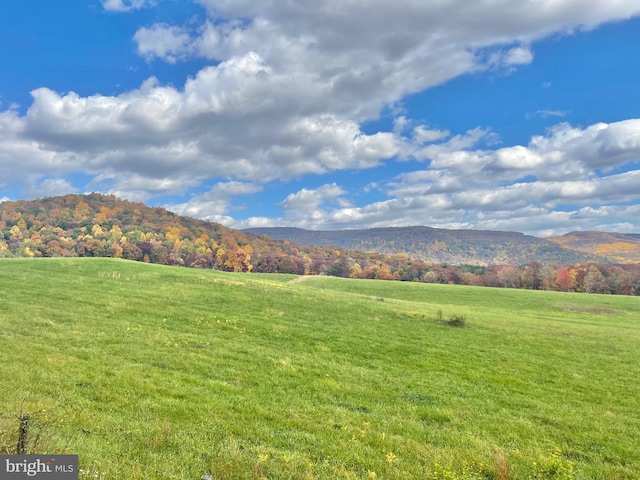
left=1, top=258, right=639, bottom=479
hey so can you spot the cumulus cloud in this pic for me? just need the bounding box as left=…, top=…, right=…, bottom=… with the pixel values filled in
left=89, top=172, right=203, bottom=203
left=134, top=24, right=195, bottom=64
left=167, top=181, right=262, bottom=222
left=406, top=119, right=640, bottom=184
left=226, top=119, right=640, bottom=235
left=27, top=178, right=77, bottom=198
left=279, top=183, right=352, bottom=226
left=19, top=45, right=402, bottom=179
left=232, top=170, right=640, bottom=236
left=525, top=120, right=640, bottom=170
left=134, top=0, right=640, bottom=122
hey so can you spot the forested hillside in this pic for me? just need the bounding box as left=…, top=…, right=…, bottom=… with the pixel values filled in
left=0, top=193, right=386, bottom=275
left=1, top=194, right=639, bottom=295
left=244, top=227, right=609, bottom=265
left=547, top=231, right=640, bottom=262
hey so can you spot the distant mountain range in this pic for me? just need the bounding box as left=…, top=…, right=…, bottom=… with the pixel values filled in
left=1, top=193, right=638, bottom=267
left=244, top=226, right=640, bottom=265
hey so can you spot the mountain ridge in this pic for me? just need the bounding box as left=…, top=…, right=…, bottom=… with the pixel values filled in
left=244, top=226, right=639, bottom=265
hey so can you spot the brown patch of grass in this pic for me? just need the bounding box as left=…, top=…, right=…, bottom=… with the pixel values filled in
left=557, top=304, right=620, bottom=315
left=493, top=451, right=511, bottom=480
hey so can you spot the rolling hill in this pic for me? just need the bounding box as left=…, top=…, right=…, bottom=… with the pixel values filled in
left=244, top=226, right=619, bottom=265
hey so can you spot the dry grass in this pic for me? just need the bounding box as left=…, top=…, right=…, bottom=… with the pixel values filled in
left=494, top=451, right=511, bottom=480
left=557, top=303, right=620, bottom=315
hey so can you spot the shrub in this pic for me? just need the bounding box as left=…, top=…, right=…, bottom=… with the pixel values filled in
left=446, top=314, right=467, bottom=327
left=429, top=310, right=467, bottom=327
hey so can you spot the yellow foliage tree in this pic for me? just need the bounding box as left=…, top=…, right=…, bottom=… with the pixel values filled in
left=350, top=263, right=362, bottom=279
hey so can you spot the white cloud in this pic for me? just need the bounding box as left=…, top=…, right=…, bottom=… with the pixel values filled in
left=406, top=119, right=640, bottom=185
left=412, top=125, right=451, bottom=145
left=504, top=45, right=534, bottom=65
left=167, top=181, right=262, bottom=222
left=494, top=145, right=546, bottom=170
left=226, top=119, right=640, bottom=235
left=18, top=59, right=401, bottom=187
left=526, top=119, right=640, bottom=170
left=279, top=183, right=351, bottom=227
left=534, top=109, right=570, bottom=118
left=484, top=44, right=534, bottom=71
left=134, top=0, right=640, bottom=123
left=89, top=172, right=202, bottom=203
left=233, top=171, right=640, bottom=235
left=102, top=0, right=156, bottom=12
left=134, top=24, right=195, bottom=64
left=27, top=178, right=77, bottom=198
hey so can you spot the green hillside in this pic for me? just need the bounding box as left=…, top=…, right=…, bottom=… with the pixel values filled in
left=1, top=259, right=639, bottom=479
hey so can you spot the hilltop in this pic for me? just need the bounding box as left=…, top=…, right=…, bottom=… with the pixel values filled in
left=0, top=193, right=386, bottom=275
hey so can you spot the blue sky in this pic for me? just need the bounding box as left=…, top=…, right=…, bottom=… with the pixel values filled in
left=1, top=0, right=640, bottom=236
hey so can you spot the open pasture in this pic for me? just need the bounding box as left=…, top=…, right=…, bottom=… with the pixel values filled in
left=0, top=259, right=639, bottom=479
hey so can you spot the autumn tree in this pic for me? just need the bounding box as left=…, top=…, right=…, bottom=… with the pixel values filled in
left=538, top=264, right=558, bottom=291
left=497, top=265, right=521, bottom=289
left=521, top=261, right=542, bottom=289
left=584, top=265, right=610, bottom=294
left=349, top=262, right=362, bottom=279
left=555, top=266, right=574, bottom=292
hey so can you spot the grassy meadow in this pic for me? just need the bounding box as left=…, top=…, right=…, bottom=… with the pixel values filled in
left=0, top=258, right=639, bottom=479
